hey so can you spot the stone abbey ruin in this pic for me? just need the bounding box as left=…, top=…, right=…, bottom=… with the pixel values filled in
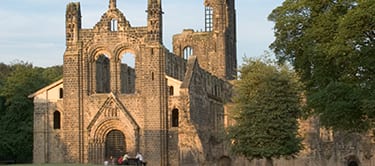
left=30, top=0, right=372, bottom=165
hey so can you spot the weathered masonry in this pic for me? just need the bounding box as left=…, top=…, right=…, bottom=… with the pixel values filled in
left=30, top=0, right=236, bottom=165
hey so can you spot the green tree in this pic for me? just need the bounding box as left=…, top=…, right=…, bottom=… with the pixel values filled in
left=0, top=63, right=12, bottom=115
left=0, top=62, right=62, bottom=162
left=227, top=58, right=304, bottom=166
left=41, top=65, right=63, bottom=82
left=268, top=0, right=375, bottom=132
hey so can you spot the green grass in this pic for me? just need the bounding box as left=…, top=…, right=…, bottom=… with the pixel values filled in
left=12, top=164, right=102, bottom=166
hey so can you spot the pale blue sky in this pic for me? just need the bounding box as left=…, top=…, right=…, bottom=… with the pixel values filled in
left=0, top=0, right=283, bottom=67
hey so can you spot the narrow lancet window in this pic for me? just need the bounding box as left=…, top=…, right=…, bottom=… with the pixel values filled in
left=183, top=46, right=193, bottom=59
left=169, top=86, right=174, bottom=96
left=53, top=111, right=61, bottom=129
left=172, top=109, right=179, bottom=127
left=111, top=19, right=118, bottom=31
left=59, top=88, right=63, bottom=99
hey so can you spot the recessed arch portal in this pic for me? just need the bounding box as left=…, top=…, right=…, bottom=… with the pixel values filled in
left=88, top=115, right=139, bottom=163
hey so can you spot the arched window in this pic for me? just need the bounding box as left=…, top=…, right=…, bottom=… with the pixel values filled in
left=111, top=19, right=118, bottom=31
left=169, top=86, right=174, bottom=96
left=53, top=111, right=61, bottom=129
left=96, top=54, right=110, bottom=93
left=172, top=109, right=179, bottom=127
left=120, top=52, right=136, bottom=94
left=183, top=46, right=193, bottom=59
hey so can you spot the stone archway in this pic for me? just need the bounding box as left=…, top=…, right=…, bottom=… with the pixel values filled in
left=348, top=161, right=358, bottom=166
left=105, top=130, right=126, bottom=160
left=346, top=155, right=360, bottom=166
left=218, top=156, right=231, bottom=166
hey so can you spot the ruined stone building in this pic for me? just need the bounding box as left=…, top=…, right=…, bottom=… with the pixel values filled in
left=30, top=0, right=236, bottom=165
left=29, top=0, right=375, bottom=166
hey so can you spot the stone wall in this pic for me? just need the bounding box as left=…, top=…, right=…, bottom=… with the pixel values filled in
left=229, top=117, right=375, bottom=166
left=175, top=57, right=230, bottom=165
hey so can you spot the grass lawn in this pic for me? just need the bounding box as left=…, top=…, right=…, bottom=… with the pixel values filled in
left=11, top=164, right=103, bottom=166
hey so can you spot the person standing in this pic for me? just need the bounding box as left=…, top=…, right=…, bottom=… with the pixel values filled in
left=122, top=152, right=129, bottom=165
left=135, top=152, right=145, bottom=166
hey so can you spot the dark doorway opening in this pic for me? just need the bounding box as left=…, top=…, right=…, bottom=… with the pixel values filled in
left=348, top=161, right=358, bottom=166
left=105, top=130, right=126, bottom=160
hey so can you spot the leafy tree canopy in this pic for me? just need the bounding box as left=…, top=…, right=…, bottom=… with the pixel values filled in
left=0, top=62, right=62, bottom=162
left=227, top=58, right=304, bottom=165
left=268, top=0, right=375, bottom=132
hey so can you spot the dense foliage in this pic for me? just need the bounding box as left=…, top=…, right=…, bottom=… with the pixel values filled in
left=0, top=62, right=62, bottom=162
left=268, top=0, right=375, bottom=132
left=227, top=58, right=303, bottom=165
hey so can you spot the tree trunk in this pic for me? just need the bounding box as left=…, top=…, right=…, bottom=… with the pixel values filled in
left=265, top=157, right=273, bottom=166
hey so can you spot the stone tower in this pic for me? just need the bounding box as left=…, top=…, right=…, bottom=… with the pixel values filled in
left=173, top=0, right=237, bottom=80
left=31, top=0, right=236, bottom=165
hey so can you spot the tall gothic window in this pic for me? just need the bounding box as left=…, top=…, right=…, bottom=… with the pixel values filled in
left=205, top=6, right=213, bottom=32
left=120, top=52, right=136, bottom=94
left=96, top=54, right=110, bottom=93
left=53, top=111, right=61, bottom=129
left=183, top=46, right=193, bottom=60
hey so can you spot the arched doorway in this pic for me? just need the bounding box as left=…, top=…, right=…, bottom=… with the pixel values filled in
left=105, top=130, right=126, bottom=160
left=346, top=155, right=360, bottom=166
left=218, top=156, right=231, bottom=166
left=348, top=161, right=358, bottom=166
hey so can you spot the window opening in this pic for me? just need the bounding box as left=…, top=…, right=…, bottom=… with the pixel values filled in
left=169, top=86, right=174, bottom=96
left=183, top=46, right=193, bottom=60
left=53, top=111, right=61, bottom=129
left=96, top=54, right=111, bottom=93
left=172, top=109, right=179, bottom=127
left=111, top=19, right=118, bottom=31
left=59, top=88, right=63, bottom=99
left=120, top=52, right=136, bottom=94
left=205, top=6, right=213, bottom=32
